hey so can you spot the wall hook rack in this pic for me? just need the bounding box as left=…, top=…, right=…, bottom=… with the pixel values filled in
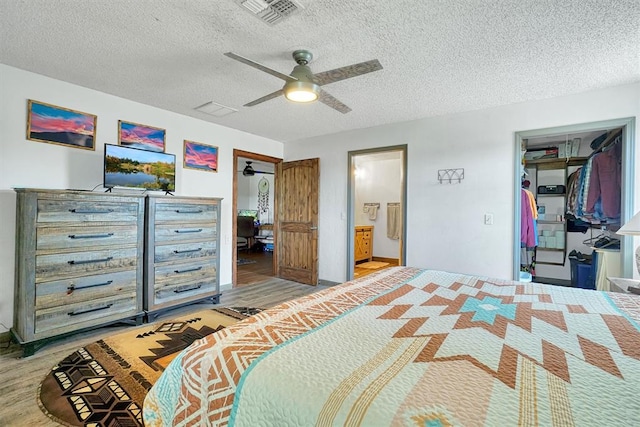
left=438, top=168, right=465, bottom=184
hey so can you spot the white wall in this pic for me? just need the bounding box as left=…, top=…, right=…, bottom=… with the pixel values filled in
left=285, top=83, right=640, bottom=284
left=355, top=156, right=402, bottom=258
left=0, top=64, right=284, bottom=333
left=237, top=173, right=275, bottom=224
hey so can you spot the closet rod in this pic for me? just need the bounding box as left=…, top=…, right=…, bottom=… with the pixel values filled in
left=593, top=128, right=622, bottom=153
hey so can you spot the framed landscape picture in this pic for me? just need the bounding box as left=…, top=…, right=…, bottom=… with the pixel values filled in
left=118, top=120, right=165, bottom=152
left=26, top=100, right=97, bottom=150
left=183, top=140, right=218, bottom=173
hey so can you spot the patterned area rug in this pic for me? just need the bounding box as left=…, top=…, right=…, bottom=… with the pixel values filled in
left=38, top=307, right=261, bottom=427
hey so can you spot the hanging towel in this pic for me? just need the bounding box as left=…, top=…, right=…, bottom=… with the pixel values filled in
left=387, top=203, right=401, bottom=240
left=367, top=205, right=378, bottom=220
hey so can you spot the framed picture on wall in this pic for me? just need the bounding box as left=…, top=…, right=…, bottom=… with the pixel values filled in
left=26, top=100, right=97, bottom=150
left=183, top=140, right=218, bottom=172
left=118, top=120, right=166, bottom=152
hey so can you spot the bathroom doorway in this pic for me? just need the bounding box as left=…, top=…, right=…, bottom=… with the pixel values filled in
left=347, top=145, right=407, bottom=280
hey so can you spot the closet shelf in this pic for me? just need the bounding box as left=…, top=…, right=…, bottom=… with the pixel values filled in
left=538, top=220, right=565, bottom=224
left=537, top=194, right=565, bottom=197
left=526, top=157, right=588, bottom=170
left=537, top=248, right=565, bottom=252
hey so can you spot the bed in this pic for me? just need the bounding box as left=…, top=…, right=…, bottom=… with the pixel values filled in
left=143, top=267, right=640, bottom=426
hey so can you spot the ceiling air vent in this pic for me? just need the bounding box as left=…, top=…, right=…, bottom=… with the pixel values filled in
left=234, top=0, right=302, bottom=25
left=194, top=101, right=238, bottom=117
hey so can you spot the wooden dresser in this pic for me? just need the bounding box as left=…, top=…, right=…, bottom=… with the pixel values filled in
left=12, top=189, right=145, bottom=356
left=355, top=225, right=374, bottom=263
left=145, top=195, right=222, bottom=318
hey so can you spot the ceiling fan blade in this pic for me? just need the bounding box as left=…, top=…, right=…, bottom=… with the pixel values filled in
left=224, top=52, right=296, bottom=82
left=313, top=59, right=382, bottom=86
left=254, top=170, right=275, bottom=175
left=318, top=89, right=352, bottom=114
left=244, top=89, right=284, bottom=107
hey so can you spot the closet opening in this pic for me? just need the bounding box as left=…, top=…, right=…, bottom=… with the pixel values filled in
left=347, top=145, right=407, bottom=281
left=514, top=118, right=635, bottom=290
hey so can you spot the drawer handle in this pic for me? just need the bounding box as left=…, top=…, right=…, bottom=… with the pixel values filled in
left=67, top=280, right=113, bottom=294
left=173, top=248, right=202, bottom=254
left=68, top=256, right=113, bottom=265
left=174, top=228, right=203, bottom=234
left=68, top=304, right=113, bottom=316
left=173, top=284, right=202, bottom=293
left=175, top=209, right=203, bottom=214
left=174, top=266, right=203, bottom=274
left=68, top=233, right=115, bottom=239
left=69, top=208, right=114, bottom=214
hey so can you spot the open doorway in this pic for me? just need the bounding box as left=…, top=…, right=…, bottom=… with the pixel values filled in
left=233, top=149, right=281, bottom=287
left=347, top=145, right=407, bottom=280
left=513, top=118, right=635, bottom=289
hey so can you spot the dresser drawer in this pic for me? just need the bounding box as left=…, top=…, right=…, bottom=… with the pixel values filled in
left=36, top=224, right=138, bottom=251
left=154, top=224, right=217, bottom=244
left=153, top=260, right=218, bottom=305
left=35, top=270, right=137, bottom=310
left=153, top=281, right=217, bottom=306
left=154, top=259, right=217, bottom=286
left=34, top=292, right=137, bottom=335
left=36, top=248, right=138, bottom=283
left=154, top=202, right=217, bottom=223
left=37, top=199, right=139, bottom=223
left=154, top=241, right=217, bottom=263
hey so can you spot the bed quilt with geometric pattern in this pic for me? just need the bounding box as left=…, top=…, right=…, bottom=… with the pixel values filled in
left=143, top=268, right=640, bottom=426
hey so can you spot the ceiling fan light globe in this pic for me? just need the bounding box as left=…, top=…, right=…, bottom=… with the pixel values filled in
left=283, top=81, right=319, bottom=103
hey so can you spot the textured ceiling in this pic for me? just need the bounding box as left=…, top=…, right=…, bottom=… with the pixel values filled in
left=1, top=1, right=639, bottom=143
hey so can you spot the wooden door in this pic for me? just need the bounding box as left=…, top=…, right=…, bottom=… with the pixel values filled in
left=277, top=158, right=319, bottom=285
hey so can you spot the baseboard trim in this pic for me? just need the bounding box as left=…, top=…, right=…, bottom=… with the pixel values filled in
left=220, top=282, right=233, bottom=292
left=372, top=256, right=399, bottom=265
left=319, top=279, right=340, bottom=286
left=0, top=330, right=11, bottom=344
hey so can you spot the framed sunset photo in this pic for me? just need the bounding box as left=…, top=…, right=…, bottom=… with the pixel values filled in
left=26, top=100, right=97, bottom=150
left=118, top=120, right=166, bottom=152
left=183, top=140, right=218, bottom=173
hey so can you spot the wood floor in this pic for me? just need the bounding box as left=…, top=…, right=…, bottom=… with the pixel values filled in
left=236, top=249, right=275, bottom=287
left=0, top=277, right=329, bottom=426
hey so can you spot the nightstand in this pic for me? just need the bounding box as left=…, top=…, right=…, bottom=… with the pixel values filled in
left=606, top=277, right=640, bottom=294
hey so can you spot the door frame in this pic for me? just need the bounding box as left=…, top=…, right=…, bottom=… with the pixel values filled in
left=512, top=117, right=636, bottom=280
left=347, top=145, right=408, bottom=280
left=232, top=149, right=282, bottom=287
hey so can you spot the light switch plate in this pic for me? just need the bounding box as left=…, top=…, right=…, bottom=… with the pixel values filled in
left=484, top=213, right=494, bottom=225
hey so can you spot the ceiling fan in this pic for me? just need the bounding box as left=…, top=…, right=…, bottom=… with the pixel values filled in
left=242, top=161, right=274, bottom=176
left=224, top=50, right=383, bottom=114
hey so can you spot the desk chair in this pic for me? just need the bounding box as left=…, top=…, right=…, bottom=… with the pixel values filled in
left=237, top=215, right=255, bottom=252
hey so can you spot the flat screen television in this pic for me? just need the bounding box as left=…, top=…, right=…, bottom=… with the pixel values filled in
left=104, top=144, right=175, bottom=192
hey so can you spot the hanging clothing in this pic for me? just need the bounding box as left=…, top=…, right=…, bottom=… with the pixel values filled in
left=586, top=140, right=621, bottom=220
left=523, top=188, right=538, bottom=246
left=523, top=188, right=538, bottom=220
left=520, top=189, right=536, bottom=248
left=566, top=168, right=582, bottom=216
left=387, top=203, right=401, bottom=240
left=576, top=157, right=593, bottom=220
